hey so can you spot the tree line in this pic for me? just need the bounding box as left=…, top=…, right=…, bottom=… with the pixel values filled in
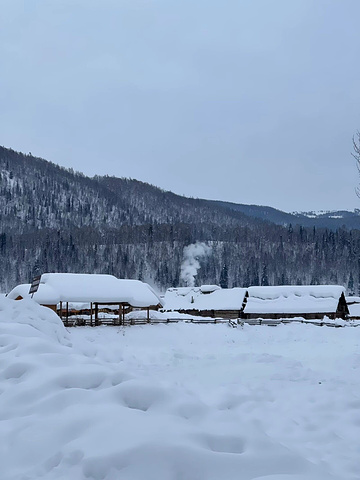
left=1, top=222, right=359, bottom=294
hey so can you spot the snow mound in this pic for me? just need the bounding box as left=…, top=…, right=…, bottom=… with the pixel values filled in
left=0, top=296, right=70, bottom=345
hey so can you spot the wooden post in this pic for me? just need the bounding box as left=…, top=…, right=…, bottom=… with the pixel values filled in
left=66, top=302, right=69, bottom=327
left=90, top=302, right=93, bottom=327
left=95, top=303, right=99, bottom=326
left=59, top=301, right=63, bottom=321
left=118, top=304, right=121, bottom=326
left=147, top=307, right=150, bottom=323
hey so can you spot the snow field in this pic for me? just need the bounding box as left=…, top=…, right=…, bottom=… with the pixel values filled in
left=0, top=297, right=359, bottom=479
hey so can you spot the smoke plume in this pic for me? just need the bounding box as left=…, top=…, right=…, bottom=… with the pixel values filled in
left=180, top=242, right=212, bottom=287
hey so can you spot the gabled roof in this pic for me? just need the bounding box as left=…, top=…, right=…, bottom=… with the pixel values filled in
left=164, top=286, right=247, bottom=311
left=244, top=285, right=345, bottom=314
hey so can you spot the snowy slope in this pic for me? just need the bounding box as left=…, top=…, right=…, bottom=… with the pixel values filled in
left=0, top=298, right=359, bottom=479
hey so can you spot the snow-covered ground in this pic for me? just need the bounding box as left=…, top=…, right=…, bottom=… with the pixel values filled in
left=1, top=297, right=359, bottom=480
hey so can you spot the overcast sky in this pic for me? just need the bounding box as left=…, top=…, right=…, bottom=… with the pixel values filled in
left=1, top=0, right=360, bottom=212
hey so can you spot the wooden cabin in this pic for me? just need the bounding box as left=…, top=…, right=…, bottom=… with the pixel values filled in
left=242, top=285, right=349, bottom=320
left=163, top=285, right=247, bottom=319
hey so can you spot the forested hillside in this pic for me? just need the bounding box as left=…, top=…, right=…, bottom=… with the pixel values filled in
left=0, top=146, right=258, bottom=233
left=1, top=146, right=359, bottom=294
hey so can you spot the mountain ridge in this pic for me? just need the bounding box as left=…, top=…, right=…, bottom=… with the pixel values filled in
left=2, top=144, right=359, bottom=231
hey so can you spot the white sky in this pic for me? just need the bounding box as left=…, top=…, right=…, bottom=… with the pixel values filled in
left=1, top=0, right=360, bottom=212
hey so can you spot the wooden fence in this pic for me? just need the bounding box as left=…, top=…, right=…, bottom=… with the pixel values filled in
left=62, top=316, right=358, bottom=328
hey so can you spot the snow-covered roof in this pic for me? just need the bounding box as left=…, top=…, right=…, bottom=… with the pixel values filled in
left=38, top=274, right=162, bottom=307
left=116, top=279, right=163, bottom=307
left=164, top=286, right=246, bottom=311
left=346, top=296, right=360, bottom=305
left=348, top=303, right=360, bottom=318
left=244, top=285, right=345, bottom=314
left=7, top=283, right=61, bottom=305
left=199, top=285, right=221, bottom=294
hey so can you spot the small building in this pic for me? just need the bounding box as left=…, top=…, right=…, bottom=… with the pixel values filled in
left=242, top=285, right=349, bottom=320
left=163, top=285, right=247, bottom=319
left=8, top=273, right=162, bottom=325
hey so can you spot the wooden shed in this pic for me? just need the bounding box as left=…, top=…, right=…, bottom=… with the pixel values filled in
left=242, top=285, right=349, bottom=320
left=8, top=274, right=162, bottom=326
left=38, top=273, right=163, bottom=325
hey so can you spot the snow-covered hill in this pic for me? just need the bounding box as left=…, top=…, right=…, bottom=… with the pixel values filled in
left=2, top=145, right=360, bottom=293
left=0, top=298, right=359, bottom=479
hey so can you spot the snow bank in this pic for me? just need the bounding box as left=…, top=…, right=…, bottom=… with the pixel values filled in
left=0, top=305, right=359, bottom=479
left=125, top=309, right=214, bottom=322
left=126, top=309, right=168, bottom=321
left=0, top=296, right=70, bottom=345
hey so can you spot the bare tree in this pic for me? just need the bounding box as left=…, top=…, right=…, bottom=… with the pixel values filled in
left=352, top=131, right=360, bottom=197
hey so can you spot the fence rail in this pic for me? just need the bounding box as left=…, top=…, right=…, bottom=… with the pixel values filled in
left=62, top=316, right=359, bottom=328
